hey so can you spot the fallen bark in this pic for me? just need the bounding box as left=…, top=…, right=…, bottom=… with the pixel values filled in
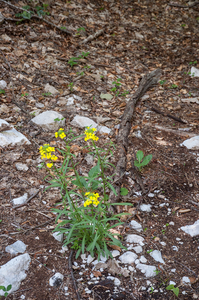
left=109, top=69, right=162, bottom=208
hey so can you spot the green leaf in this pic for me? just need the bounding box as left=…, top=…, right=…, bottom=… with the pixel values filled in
left=0, top=286, right=6, bottom=291
left=100, top=93, right=113, bottom=100
left=4, top=292, right=8, bottom=297
left=173, top=287, right=179, bottom=297
left=120, top=187, right=128, bottom=196
left=166, top=285, right=175, bottom=291
left=88, top=165, right=100, bottom=178
left=107, top=182, right=117, bottom=196
left=140, top=154, right=153, bottom=167
left=136, top=150, right=144, bottom=163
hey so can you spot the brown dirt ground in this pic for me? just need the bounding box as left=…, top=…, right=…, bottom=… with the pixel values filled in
left=0, top=0, right=199, bottom=299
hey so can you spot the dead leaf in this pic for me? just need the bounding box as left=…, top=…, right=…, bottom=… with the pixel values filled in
left=108, top=244, right=121, bottom=252
left=93, top=271, right=102, bottom=277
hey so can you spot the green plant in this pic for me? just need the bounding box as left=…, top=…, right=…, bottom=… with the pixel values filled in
left=154, top=269, right=160, bottom=275
left=21, top=92, right=29, bottom=97
left=42, top=92, right=52, bottom=96
left=159, top=80, right=166, bottom=85
left=68, top=52, right=90, bottom=68
left=54, top=117, right=65, bottom=122
left=39, top=127, right=132, bottom=260
left=147, top=249, right=153, bottom=254
left=76, top=27, right=86, bottom=35
left=60, top=26, right=67, bottom=30
left=166, top=284, right=179, bottom=297
left=0, top=89, right=5, bottom=94
left=189, top=92, right=192, bottom=96
left=134, top=150, right=153, bottom=172
left=111, top=78, right=122, bottom=96
left=0, top=284, right=12, bottom=297
left=189, top=61, right=197, bottom=65
left=120, top=187, right=128, bottom=196
left=68, top=82, right=74, bottom=92
left=15, top=4, right=49, bottom=21
left=169, top=84, right=178, bottom=89
left=30, top=112, right=36, bottom=116
left=84, top=65, right=91, bottom=69
left=181, top=24, right=186, bottom=27
left=150, top=287, right=154, bottom=293
left=0, top=220, right=2, bottom=223
left=77, top=71, right=84, bottom=76
left=120, top=90, right=129, bottom=97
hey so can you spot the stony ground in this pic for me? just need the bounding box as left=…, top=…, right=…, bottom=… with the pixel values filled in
left=0, top=0, right=199, bottom=299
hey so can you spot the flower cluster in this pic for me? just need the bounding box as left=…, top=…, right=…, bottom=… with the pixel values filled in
left=84, top=127, right=99, bottom=141
left=84, top=192, right=100, bottom=207
left=55, top=128, right=66, bottom=139
left=39, top=144, right=58, bottom=168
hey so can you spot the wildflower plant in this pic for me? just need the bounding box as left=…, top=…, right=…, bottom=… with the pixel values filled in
left=39, top=126, right=131, bottom=259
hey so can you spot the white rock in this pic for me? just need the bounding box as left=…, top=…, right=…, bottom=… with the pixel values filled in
left=87, top=255, right=95, bottom=264
left=128, top=266, right=135, bottom=272
left=71, top=115, right=97, bottom=129
left=190, top=66, right=199, bottom=77
left=140, top=256, right=147, bottom=263
left=67, top=96, right=75, bottom=105
left=0, top=119, right=31, bottom=148
left=150, top=250, right=165, bottom=264
left=180, top=219, right=199, bottom=237
left=140, top=204, right=152, bottom=212
left=12, top=193, right=28, bottom=206
left=170, top=281, right=176, bottom=285
left=15, top=163, right=29, bottom=171
left=130, top=220, right=142, bottom=232
left=0, top=253, right=31, bottom=296
left=49, top=273, right=64, bottom=287
left=31, top=111, right=65, bottom=131
left=111, top=250, right=120, bottom=257
left=148, top=193, right=154, bottom=198
left=44, top=83, right=59, bottom=95
left=132, top=246, right=143, bottom=253
left=171, top=268, right=176, bottom=273
left=181, top=136, right=199, bottom=150
left=107, top=276, right=121, bottom=286
left=172, top=246, right=178, bottom=251
left=0, top=80, right=7, bottom=89
left=136, top=263, right=156, bottom=277
left=126, top=234, right=145, bottom=246
left=97, top=125, right=111, bottom=135
left=52, top=232, right=63, bottom=243
left=181, top=276, right=190, bottom=284
left=5, top=241, right=27, bottom=255
left=119, top=251, right=138, bottom=264
left=159, top=241, right=166, bottom=246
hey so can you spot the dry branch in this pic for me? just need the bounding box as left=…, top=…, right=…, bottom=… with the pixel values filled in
left=80, top=28, right=105, bottom=44
left=109, top=69, right=162, bottom=207
left=169, top=1, right=199, bottom=8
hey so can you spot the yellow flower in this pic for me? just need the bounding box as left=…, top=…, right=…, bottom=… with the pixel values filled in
left=46, top=163, right=53, bottom=168
left=55, top=128, right=66, bottom=139
left=51, top=155, right=58, bottom=161
left=84, top=192, right=100, bottom=207
left=84, top=127, right=99, bottom=141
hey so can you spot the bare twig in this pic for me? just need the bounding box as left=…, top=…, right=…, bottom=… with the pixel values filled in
left=169, top=1, right=199, bottom=8
left=0, top=0, right=72, bottom=35
left=151, top=107, right=187, bottom=124
left=10, top=219, right=53, bottom=235
left=145, top=123, right=197, bottom=138
left=109, top=69, right=162, bottom=209
left=13, top=189, right=40, bottom=209
left=80, top=28, right=105, bottom=44
left=68, top=250, right=81, bottom=300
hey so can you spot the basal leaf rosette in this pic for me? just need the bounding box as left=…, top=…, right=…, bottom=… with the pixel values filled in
left=84, top=127, right=99, bottom=141
left=39, top=144, right=58, bottom=168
